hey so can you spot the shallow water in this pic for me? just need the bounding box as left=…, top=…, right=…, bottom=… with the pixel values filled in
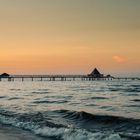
left=0, top=79, right=140, bottom=140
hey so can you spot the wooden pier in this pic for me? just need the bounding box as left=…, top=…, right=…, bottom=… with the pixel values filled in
left=0, top=68, right=139, bottom=81
left=0, top=75, right=139, bottom=82
left=0, top=75, right=111, bottom=81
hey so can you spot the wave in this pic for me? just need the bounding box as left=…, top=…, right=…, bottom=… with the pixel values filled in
left=126, top=104, right=140, bottom=108
left=0, top=109, right=139, bottom=140
left=33, top=100, right=68, bottom=104
left=130, top=85, right=140, bottom=88
left=8, top=97, right=23, bottom=100
left=32, top=91, right=50, bottom=94
left=10, top=89, right=21, bottom=91
left=34, top=127, right=123, bottom=140
left=53, top=110, right=140, bottom=132
left=83, top=97, right=108, bottom=100
left=109, top=87, right=140, bottom=92
left=119, top=133, right=140, bottom=140
left=0, top=96, right=7, bottom=99
left=131, top=99, right=140, bottom=102
left=32, top=89, right=51, bottom=94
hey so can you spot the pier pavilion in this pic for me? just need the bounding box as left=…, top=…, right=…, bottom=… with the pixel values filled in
left=88, top=68, right=104, bottom=78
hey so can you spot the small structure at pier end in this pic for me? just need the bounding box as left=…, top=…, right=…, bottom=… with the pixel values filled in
left=0, top=73, right=10, bottom=78
left=88, top=68, right=104, bottom=78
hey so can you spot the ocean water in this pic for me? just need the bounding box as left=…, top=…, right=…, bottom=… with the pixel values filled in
left=0, top=79, right=140, bottom=140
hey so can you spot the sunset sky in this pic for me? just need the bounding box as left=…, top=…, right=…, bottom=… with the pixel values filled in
left=0, top=0, right=140, bottom=76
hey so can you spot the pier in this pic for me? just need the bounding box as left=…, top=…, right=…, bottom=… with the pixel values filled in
left=0, top=75, right=139, bottom=82
left=0, top=68, right=139, bottom=81
left=0, top=75, right=112, bottom=82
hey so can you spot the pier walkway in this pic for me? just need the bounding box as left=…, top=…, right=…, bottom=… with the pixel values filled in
left=0, top=68, right=139, bottom=81
left=0, top=75, right=139, bottom=81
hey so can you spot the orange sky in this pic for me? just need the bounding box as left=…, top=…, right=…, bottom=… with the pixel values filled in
left=0, top=0, right=140, bottom=76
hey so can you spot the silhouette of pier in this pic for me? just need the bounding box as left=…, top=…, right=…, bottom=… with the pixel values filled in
left=0, top=75, right=115, bottom=81
left=0, top=68, right=139, bottom=81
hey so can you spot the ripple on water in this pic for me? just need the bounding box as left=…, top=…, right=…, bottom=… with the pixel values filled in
left=10, top=89, right=21, bottom=91
left=0, top=96, right=7, bottom=99
left=33, top=100, right=69, bottom=104
left=32, top=91, right=50, bottom=94
left=131, top=99, right=140, bottom=102
left=8, top=97, right=23, bottom=100
left=126, top=104, right=140, bottom=108
left=90, top=96, right=108, bottom=100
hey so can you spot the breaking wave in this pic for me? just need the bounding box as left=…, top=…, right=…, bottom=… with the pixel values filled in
left=0, top=109, right=140, bottom=140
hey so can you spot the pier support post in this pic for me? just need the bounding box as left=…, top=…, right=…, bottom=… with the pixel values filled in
left=31, top=77, right=34, bottom=81
left=8, top=78, right=11, bottom=81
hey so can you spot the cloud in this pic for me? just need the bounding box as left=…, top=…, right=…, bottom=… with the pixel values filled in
left=113, top=55, right=125, bottom=63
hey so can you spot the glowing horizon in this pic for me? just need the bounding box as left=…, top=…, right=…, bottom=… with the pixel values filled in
left=0, top=0, right=140, bottom=76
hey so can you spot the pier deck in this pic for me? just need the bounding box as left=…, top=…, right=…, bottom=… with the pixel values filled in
left=0, top=75, right=139, bottom=81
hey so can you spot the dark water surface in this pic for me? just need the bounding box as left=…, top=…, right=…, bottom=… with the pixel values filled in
left=0, top=80, right=140, bottom=140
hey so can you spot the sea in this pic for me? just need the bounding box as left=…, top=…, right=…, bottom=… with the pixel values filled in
left=0, top=79, right=140, bottom=140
